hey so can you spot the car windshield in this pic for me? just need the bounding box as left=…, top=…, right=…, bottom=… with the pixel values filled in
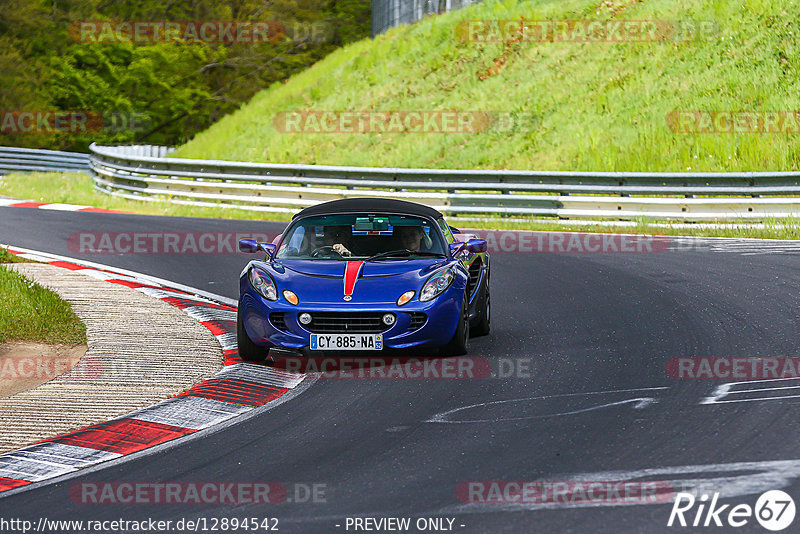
left=275, top=214, right=446, bottom=260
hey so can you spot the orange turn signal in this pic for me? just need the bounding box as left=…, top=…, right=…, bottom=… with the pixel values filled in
left=283, top=290, right=299, bottom=305
left=396, top=290, right=415, bottom=306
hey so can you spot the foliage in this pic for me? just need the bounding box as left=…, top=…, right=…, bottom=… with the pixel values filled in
left=0, top=0, right=371, bottom=150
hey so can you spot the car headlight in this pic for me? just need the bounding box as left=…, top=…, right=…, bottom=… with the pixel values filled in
left=249, top=266, right=278, bottom=301
left=419, top=266, right=456, bottom=302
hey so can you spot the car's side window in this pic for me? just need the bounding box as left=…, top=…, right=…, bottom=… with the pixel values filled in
left=278, top=226, right=310, bottom=257
left=287, top=226, right=306, bottom=251
left=437, top=218, right=455, bottom=244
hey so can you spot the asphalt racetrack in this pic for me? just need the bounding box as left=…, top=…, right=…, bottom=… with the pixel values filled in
left=3, top=206, right=800, bottom=533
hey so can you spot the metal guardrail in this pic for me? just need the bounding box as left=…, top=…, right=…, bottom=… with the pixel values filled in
left=2, top=144, right=799, bottom=221
left=0, top=147, right=90, bottom=175
left=87, top=143, right=800, bottom=221
left=371, top=0, right=483, bottom=36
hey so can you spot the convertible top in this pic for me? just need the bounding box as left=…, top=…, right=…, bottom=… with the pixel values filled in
left=293, top=198, right=443, bottom=220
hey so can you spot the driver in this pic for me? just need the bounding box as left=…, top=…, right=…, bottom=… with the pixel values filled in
left=323, top=225, right=355, bottom=257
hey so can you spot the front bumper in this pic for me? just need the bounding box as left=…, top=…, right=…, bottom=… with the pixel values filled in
left=239, top=287, right=463, bottom=352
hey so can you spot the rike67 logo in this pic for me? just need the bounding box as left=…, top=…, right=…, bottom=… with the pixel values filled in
left=668, top=490, right=795, bottom=531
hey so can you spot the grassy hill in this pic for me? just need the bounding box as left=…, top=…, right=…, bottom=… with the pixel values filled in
left=174, top=0, right=800, bottom=172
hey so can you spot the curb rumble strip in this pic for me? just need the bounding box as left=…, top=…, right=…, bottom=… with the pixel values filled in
left=0, top=245, right=307, bottom=495
left=0, top=198, right=131, bottom=214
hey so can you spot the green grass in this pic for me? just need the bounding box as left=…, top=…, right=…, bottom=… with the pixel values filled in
left=173, top=0, right=800, bottom=172
left=4, top=172, right=800, bottom=239
left=0, top=172, right=293, bottom=222
left=0, top=256, right=87, bottom=344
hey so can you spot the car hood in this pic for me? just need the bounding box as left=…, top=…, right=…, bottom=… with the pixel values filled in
left=269, top=259, right=450, bottom=305
left=280, top=259, right=446, bottom=277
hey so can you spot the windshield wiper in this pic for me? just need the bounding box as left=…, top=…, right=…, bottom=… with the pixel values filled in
left=365, top=249, right=446, bottom=261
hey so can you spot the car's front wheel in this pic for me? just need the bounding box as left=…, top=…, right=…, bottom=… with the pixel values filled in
left=442, top=294, right=469, bottom=356
left=237, top=308, right=268, bottom=362
left=471, top=282, right=490, bottom=337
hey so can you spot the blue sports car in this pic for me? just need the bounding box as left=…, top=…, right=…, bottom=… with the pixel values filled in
left=237, top=198, right=490, bottom=361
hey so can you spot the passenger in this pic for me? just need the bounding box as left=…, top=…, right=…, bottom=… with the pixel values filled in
left=396, top=226, right=431, bottom=251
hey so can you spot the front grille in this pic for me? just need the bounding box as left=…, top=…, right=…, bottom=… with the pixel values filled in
left=306, top=312, right=390, bottom=334
left=409, top=312, right=427, bottom=331
left=467, top=260, right=482, bottom=297
left=269, top=312, right=287, bottom=331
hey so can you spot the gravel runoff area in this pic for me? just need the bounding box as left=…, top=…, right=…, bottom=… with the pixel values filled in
left=0, top=263, right=223, bottom=453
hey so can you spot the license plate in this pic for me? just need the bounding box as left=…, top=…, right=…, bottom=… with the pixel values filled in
left=309, top=333, right=383, bottom=351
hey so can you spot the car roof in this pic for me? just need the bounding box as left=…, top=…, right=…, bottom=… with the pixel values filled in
left=292, top=198, right=443, bottom=220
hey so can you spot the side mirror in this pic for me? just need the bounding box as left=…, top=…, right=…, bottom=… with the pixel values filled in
left=239, top=239, right=276, bottom=257
left=239, top=238, right=258, bottom=253
left=466, top=238, right=487, bottom=253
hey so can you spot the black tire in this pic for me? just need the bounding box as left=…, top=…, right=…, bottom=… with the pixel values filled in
left=237, top=308, right=267, bottom=362
left=442, top=294, right=469, bottom=356
left=471, top=281, right=490, bottom=337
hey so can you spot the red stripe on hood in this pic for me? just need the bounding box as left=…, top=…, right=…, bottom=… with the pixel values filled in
left=343, top=261, right=364, bottom=296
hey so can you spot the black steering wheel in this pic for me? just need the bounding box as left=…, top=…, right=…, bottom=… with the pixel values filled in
left=310, top=245, right=343, bottom=257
